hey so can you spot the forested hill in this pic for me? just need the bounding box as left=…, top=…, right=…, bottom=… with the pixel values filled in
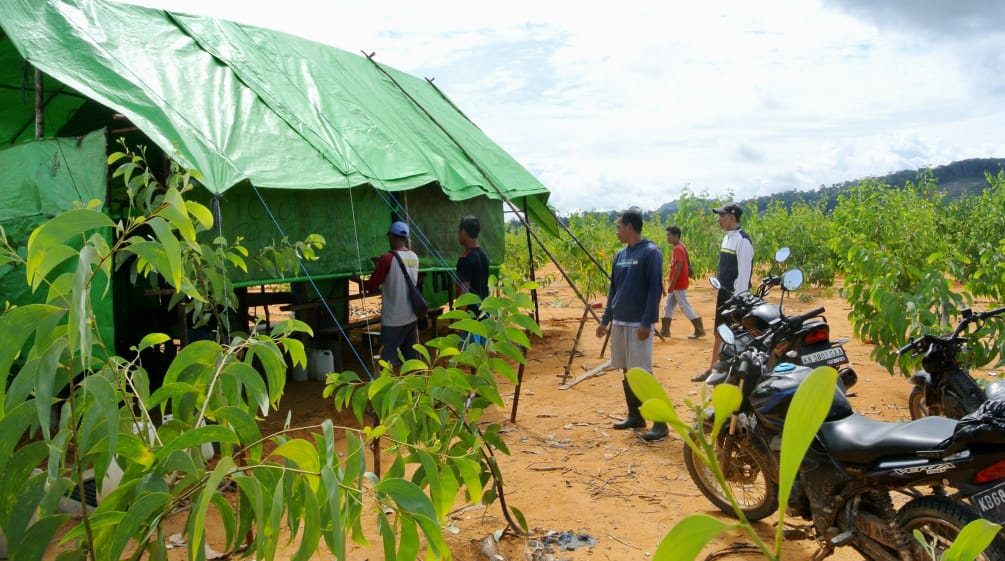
left=655, top=157, right=1005, bottom=217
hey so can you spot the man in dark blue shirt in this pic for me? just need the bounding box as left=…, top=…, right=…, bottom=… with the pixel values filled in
left=595, top=209, right=667, bottom=441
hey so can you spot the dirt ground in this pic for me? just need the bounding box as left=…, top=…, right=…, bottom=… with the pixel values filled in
left=162, top=266, right=1002, bottom=561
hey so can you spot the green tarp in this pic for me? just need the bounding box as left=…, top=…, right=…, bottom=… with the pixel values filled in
left=0, top=129, right=114, bottom=345
left=0, top=0, right=555, bottom=248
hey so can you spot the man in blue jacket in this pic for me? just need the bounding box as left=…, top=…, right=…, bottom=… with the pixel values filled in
left=595, top=208, right=667, bottom=441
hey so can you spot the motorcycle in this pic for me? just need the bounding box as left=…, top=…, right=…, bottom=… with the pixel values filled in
left=684, top=319, right=1005, bottom=560
left=898, top=305, right=1005, bottom=420
left=709, top=248, right=857, bottom=387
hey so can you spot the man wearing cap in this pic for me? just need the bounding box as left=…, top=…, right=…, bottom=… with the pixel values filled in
left=455, top=215, right=491, bottom=348
left=693, top=202, right=754, bottom=382
left=661, top=225, right=705, bottom=340
left=350, top=221, right=421, bottom=367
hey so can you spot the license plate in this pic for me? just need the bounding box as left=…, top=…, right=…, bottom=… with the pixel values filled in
left=972, top=481, right=1005, bottom=524
left=801, top=346, right=847, bottom=366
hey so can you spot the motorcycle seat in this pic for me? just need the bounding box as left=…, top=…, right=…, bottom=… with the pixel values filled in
left=817, top=413, right=957, bottom=464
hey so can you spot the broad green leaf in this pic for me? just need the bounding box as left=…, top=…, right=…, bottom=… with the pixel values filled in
left=146, top=216, right=183, bottom=289
left=106, top=492, right=172, bottom=561
left=452, top=457, right=484, bottom=505
left=221, top=360, right=270, bottom=415
left=154, top=425, right=239, bottom=461
left=26, top=208, right=114, bottom=282
left=940, top=519, right=1003, bottom=561
left=136, top=333, right=171, bottom=352
left=776, top=366, right=837, bottom=553
left=187, top=200, right=215, bottom=231
left=160, top=187, right=197, bottom=244
left=451, top=318, right=489, bottom=337
left=14, top=513, right=73, bottom=561
left=212, top=406, right=263, bottom=460
left=124, top=241, right=172, bottom=283
left=26, top=243, right=78, bottom=292
left=652, top=514, right=738, bottom=561
left=33, top=338, right=69, bottom=441
left=0, top=303, right=63, bottom=411
left=189, top=456, right=235, bottom=561
left=0, top=402, right=37, bottom=476
left=270, top=440, right=321, bottom=490
left=321, top=465, right=346, bottom=560
left=710, top=384, right=742, bottom=440
left=291, top=483, right=322, bottom=561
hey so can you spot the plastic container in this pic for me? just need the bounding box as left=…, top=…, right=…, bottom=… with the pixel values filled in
left=290, top=352, right=309, bottom=383
left=308, top=349, right=334, bottom=381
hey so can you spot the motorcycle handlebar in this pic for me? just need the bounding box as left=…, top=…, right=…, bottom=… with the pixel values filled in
left=897, top=305, right=1005, bottom=356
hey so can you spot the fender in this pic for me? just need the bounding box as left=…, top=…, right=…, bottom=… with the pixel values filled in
left=986, top=379, right=1005, bottom=401
left=909, top=370, right=932, bottom=387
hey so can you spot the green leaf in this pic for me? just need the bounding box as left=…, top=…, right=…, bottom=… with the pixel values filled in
left=136, top=333, right=171, bottom=352
left=26, top=208, right=114, bottom=283
left=221, top=360, right=270, bottom=415
left=940, top=519, right=1003, bottom=561
left=777, top=366, right=837, bottom=550
left=146, top=216, right=183, bottom=289
left=154, top=425, right=239, bottom=461
left=270, top=440, right=321, bottom=485
left=106, top=492, right=172, bottom=560
left=0, top=304, right=63, bottom=400
left=652, top=514, right=738, bottom=561
left=710, top=384, right=742, bottom=440
left=189, top=456, right=235, bottom=560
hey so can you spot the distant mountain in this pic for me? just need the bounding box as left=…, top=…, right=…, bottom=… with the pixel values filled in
left=655, top=157, right=1005, bottom=217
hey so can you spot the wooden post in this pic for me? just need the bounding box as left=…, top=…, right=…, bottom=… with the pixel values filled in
left=34, top=67, right=44, bottom=139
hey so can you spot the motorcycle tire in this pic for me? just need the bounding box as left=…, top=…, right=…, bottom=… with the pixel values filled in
left=896, top=496, right=1005, bottom=561
left=908, top=385, right=929, bottom=420
left=682, top=419, right=779, bottom=521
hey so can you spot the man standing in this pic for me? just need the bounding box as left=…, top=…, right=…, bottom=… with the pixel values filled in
left=350, top=221, right=420, bottom=367
left=456, top=215, right=490, bottom=346
left=693, top=202, right=754, bottom=382
left=595, top=209, right=667, bottom=441
left=660, top=225, right=705, bottom=340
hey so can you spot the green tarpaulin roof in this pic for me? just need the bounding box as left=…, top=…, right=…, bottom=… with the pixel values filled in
left=0, top=0, right=553, bottom=227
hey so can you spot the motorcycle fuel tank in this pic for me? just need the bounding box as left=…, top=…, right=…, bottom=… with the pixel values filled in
left=749, top=362, right=854, bottom=428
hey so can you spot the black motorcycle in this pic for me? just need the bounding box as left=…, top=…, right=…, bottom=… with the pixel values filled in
left=709, top=250, right=857, bottom=386
left=899, top=305, right=1005, bottom=420
left=685, top=320, right=1005, bottom=560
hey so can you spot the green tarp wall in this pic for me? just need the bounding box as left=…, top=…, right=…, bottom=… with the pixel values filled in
left=0, top=130, right=114, bottom=346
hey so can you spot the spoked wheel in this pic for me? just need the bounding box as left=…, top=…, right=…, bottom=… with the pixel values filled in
left=682, top=418, right=779, bottom=521
left=908, top=386, right=929, bottom=419
left=896, top=496, right=1005, bottom=561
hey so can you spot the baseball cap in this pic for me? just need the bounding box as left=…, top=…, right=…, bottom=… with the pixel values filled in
left=712, top=202, right=743, bottom=219
left=388, top=221, right=409, bottom=238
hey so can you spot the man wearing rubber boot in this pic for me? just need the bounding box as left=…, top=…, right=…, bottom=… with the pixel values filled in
left=661, top=225, right=705, bottom=340
left=596, top=209, right=668, bottom=441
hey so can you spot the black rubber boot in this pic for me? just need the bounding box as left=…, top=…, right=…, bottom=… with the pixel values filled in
left=613, top=378, right=646, bottom=430
left=659, top=317, right=671, bottom=338
left=641, top=422, right=669, bottom=441
left=688, top=317, right=706, bottom=339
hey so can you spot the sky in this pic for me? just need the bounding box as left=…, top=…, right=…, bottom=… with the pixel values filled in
left=124, top=0, right=1005, bottom=213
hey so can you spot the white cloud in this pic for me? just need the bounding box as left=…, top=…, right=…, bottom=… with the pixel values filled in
left=122, top=0, right=1005, bottom=211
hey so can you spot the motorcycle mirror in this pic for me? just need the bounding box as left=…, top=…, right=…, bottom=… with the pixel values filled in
left=781, top=269, right=804, bottom=291
left=774, top=247, right=791, bottom=263
left=709, top=277, right=722, bottom=290
left=717, top=323, right=735, bottom=345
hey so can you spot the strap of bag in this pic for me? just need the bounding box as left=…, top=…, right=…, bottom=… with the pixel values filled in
left=390, top=250, right=417, bottom=289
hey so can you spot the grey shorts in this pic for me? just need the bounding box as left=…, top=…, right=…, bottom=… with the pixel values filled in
left=609, top=324, right=653, bottom=372
left=380, top=322, right=418, bottom=365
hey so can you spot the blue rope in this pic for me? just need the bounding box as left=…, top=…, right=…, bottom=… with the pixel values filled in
left=249, top=184, right=375, bottom=381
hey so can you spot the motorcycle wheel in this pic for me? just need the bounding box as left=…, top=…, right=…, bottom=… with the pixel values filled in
left=896, top=496, right=1005, bottom=561
left=682, top=419, right=779, bottom=521
left=908, top=386, right=929, bottom=420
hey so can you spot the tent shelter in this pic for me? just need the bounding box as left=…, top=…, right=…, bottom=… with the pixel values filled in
left=0, top=0, right=554, bottom=370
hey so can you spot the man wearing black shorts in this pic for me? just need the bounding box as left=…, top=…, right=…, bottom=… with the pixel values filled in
left=693, top=202, right=754, bottom=382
